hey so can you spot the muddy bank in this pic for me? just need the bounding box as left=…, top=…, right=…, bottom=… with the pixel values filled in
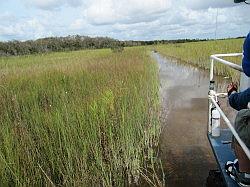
left=152, top=53, right=234, bottom=187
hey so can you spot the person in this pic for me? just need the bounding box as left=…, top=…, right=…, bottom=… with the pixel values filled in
left=225, top=33, right=250, bottom=187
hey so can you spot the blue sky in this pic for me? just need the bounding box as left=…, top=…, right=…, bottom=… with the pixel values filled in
left=0, top=0, right=249, bottom=41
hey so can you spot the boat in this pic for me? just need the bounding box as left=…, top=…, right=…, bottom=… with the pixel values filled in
left=207, top=52, right=250, bottom=186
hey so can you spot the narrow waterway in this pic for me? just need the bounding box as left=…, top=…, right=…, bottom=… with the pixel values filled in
left=152, top=52, right=232, bottom=187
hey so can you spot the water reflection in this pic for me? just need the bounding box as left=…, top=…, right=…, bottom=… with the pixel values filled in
left=153, top=52, right=210, bottom=112
left=152, top=52, right=233, bottom=187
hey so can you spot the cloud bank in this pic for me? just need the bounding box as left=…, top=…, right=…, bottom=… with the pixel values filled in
left=0, top=0, right=249, bottom=41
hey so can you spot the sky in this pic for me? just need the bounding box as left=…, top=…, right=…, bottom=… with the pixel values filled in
left=0, top=0, right=249, bottom=41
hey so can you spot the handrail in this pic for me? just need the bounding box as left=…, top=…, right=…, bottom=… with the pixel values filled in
left=210, top=53, right=243, bottom=81
left=208, top=52, right=250, bottom=160
left=212, top=53, right=243, bottom=57
left=210, top=96, right=250, bottom=160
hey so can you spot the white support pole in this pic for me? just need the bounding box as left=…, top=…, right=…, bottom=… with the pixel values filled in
left=210, top=59, right=214, bottom=81
left=208, top=98, right=212, bottom=133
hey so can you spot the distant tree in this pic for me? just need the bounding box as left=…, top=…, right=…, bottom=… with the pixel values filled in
left=110, top=41, right=124, bottom=53
left=0, top=35, right=233, bottom=57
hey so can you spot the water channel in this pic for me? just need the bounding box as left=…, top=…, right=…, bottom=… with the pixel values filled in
left=152, top=52, right=235, bottom=187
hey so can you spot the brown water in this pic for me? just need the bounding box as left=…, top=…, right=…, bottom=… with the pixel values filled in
left=152, top=53, right=234, bottom=187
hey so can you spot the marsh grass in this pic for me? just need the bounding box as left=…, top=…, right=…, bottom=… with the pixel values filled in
left=0, top=47, right=162, bottom=186
left=155, top=39, right=244, bottom=82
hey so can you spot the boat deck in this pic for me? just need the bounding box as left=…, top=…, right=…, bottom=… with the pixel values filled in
left=207, top=129, right=239, bottom=187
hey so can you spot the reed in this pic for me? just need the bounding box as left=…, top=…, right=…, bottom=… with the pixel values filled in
left=0, top=47, right=162, bottom=186
left=155, top=38, right=244, bottom=82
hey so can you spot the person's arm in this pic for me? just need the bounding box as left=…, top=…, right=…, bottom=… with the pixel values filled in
left=229, top=88, right=250, bottom=111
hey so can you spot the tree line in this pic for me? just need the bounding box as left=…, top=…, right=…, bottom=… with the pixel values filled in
left=0, top=36, right=117, bottom=56
left=0, top=35, right=219, bottom=56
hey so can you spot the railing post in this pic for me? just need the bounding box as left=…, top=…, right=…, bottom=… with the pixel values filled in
left=208, top=57, right=215, bottom=134
left=210, top=58, right=214, bottom=81
left=208, top=98, right=212, bottom=134
left=208, top=81, right=215, bottom=134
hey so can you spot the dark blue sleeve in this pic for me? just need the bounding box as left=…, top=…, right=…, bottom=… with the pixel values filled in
left=229, top=88, right=250, bottom=111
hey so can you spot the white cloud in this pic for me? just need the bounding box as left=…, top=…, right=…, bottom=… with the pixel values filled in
left=84, top=0, right=171, bottom=25
left=70, top=19, right=87, bottom=30
left=25, top=0, right=83, bottom=10
left=68, top=0, right=82, bottom=7
left=106, top=3, right=249, bottom=40
left=26, top=0, right=62, bottom=10
left=0, top=12, right=17, bottom=25
left=0, top=15, right=51, bottom=41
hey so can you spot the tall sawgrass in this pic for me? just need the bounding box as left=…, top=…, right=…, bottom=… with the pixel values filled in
left=0, top=47, right=162, bottom=186
left=155, top=38, right=244, bottom=82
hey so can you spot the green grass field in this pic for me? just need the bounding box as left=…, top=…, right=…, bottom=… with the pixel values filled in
left=0, top=37, right=244, bottom=186
left=155, top=38, right=244, bottom=82
left=0, top=47, right=162, bottom=186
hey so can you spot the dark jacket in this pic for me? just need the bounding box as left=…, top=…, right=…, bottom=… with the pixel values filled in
left=229, top=88, right=250, bottom=111
left=229, top=33, right=250, bottom=111
left=242, top=32, right=250, bottom=77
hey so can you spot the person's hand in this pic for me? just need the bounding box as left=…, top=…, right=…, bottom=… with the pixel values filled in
left=227, top=82, right=238, bottom=96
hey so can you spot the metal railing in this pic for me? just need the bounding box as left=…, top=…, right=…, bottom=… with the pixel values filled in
left=210, top=53, right=243, bottom=81
left=208, top=53, right=250, bottom=160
